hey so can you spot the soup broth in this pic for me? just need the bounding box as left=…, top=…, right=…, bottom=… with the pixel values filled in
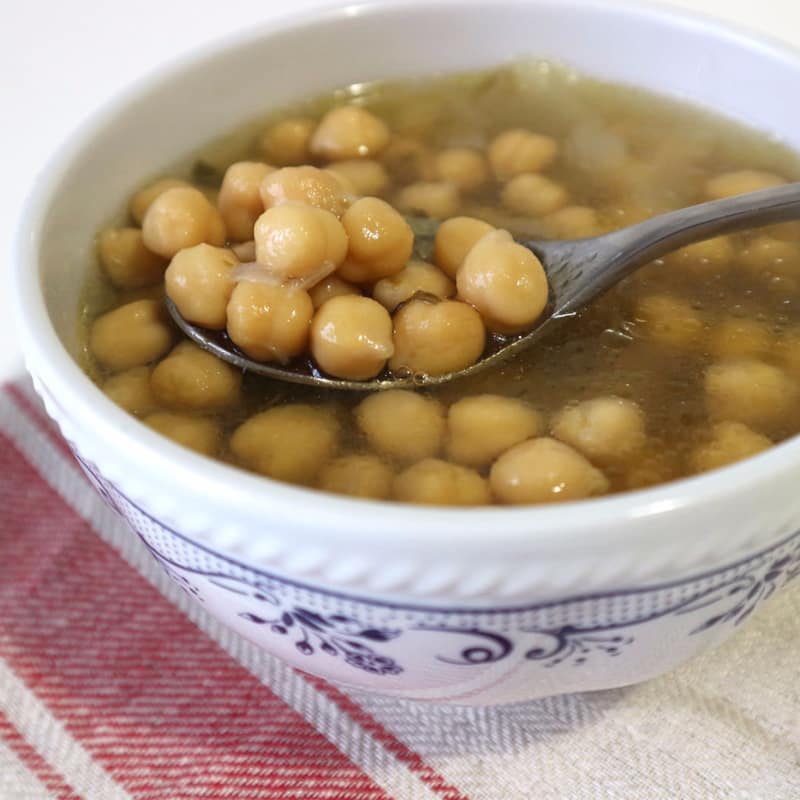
left=78, top=62, right=800, bottom=505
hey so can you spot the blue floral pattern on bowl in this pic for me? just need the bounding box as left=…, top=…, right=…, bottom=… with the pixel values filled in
left=76, top=454, right=800, bottom=703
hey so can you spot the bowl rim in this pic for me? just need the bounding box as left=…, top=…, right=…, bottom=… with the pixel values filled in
left=13, top=0, right=800, bottom=558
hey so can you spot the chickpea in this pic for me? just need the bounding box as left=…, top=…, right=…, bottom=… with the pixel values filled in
left=311, top=296, right=394, bottom=380
left=433, top=216, right=495, bottom=278
left=394, top=181, right=460, bottom=220
left=319, top=454, right=394, bottom=500
left=356, top=390, right=445, bottom=462
left=260, top=117, right=315, bottom=165
left=90, top=299, right=173, bottom=372
left=666, top=236, right=735, bottom=274
left=709, top=317, right=772, bottom=359
left=372, top=260, right=455, bottom=312
left=326, top=159, right=390, bottom=196
left=445, top=394, right=543, bottom=468
left=501, top=173, right=569, bottom=217
left=490, top=437, right=610, bottom=505
left=226, top=281, right=314, bottom=363
left=391, top=299, right=485, bottom=377
left=339, top=197, right=414, bottom=283
left=738, top=236, right=799, bottom=277
left=539, top=206, right=601, bottom=239
left=259, top=166, right=348, bottom=217
left=253, top=204, right=347, bottom=282
left=141, top=187, right=226, bottom=258
left=230, top=405, right=340, bottom=484
left=551, top=396, right=646, bottom=465
left=310, top=105, right=390, bottom=160
left=691, top=421, right=772, bottom=473
left=433, top=148, right=488, bottom=192
left=145, top=412, right=222, bottom=457
left=165, top=244, right=238, bottom=330
left=129, top=177, right=191, bottom=225
left=309, top=275, right=361, bottom=308
left=457, top=229, right=549, bottom=333
left=705, top=169, right=785, bottom=200
left=393, top=459, right=490, bottom=506
left=102, top=366, right=156, bottom=416
left=705, top=358, right=798, bottom=432
left=151, top=341, right=241, bottom=412
left=97, top=228, right=166, bottom=289
left=217, top=161, right=273, bottom=242
left=488, top=129, right=558, bottom=180
left=634, top=294, right=705, bottom=349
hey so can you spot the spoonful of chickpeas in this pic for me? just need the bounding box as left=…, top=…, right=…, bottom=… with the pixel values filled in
left=137, top=105, right=798, bottom=389
left=164, top=174, right=800, bottom=390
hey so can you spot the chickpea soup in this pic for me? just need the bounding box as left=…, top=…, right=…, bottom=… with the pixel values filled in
left=78, top=62, right=800, bottom=505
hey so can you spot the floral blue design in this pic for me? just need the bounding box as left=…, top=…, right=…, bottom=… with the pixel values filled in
left=208, top=575, right=403, bottom=675
left=416, top=627, right=514, bottom=665
left=524, top=629, right=634, bottom=668
left=677, top=548, right=800, bottom=633
left=139, top=531, right=800, bottom=677
left=74, top=453, right=800, bottom=679
left=395, top=539, right=800, bottom=672
left=408, top=625, right=635, bottom=671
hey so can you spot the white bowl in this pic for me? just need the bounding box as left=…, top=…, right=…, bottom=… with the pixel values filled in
left=13, top=0, right=800, bottom=704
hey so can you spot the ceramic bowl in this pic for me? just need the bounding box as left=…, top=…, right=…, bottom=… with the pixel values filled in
left=13, top=0, right=800, bottom=705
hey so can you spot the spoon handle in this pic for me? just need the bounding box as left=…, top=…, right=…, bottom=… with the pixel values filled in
left=536, top=182, right=800, bottom=316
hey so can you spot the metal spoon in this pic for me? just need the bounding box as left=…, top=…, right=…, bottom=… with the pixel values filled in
left=167, top=183, right=800, bottom=390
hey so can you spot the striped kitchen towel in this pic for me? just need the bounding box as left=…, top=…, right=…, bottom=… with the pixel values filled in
left=1, top=378, right=799, bottom=800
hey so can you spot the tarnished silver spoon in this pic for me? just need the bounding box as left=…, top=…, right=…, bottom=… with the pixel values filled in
left=167, top=183, right=800, bottom=390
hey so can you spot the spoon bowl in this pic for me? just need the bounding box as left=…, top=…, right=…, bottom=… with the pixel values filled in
left=168, top=183, right=800, bottom=390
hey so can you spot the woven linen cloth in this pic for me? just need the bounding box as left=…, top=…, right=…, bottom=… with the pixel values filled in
left=1, top=377, right=799, bottom=800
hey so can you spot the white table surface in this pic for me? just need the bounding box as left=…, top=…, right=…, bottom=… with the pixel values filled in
left=3, top=0, right=799, bottom=384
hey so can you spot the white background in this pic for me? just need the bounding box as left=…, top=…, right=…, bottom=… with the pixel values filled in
left=3, top=0, right=799, bottom=383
